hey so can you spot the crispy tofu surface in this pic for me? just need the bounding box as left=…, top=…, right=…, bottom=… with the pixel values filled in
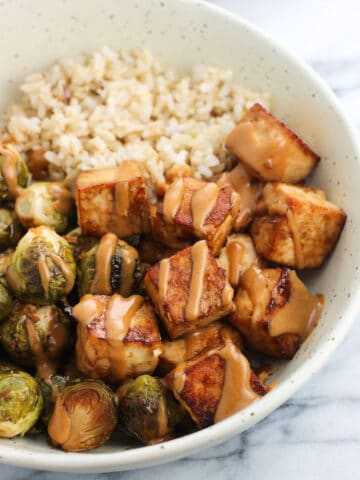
left=230, top=266, right=323, bottom=358
left=76, top=162, right=150, bottom=238
left=159, top=321, right=242, bottom=372
left=166, top=341, right=262, bottom=427
left=251, top=182, right=346, bottom=269
left=226, top=103, right=319, bottom=183
left=160, top=177, right=240, bottom=255
left=74, top=294, right=162, bottom=383
left=144, top=240, right=234, bottom=339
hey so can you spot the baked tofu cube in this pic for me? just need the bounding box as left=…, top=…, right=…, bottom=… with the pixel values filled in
left=217, top=234, right=264, bottom=288
left=144, top=240, right=234, bottom=339
left=73, top=294, right=162, bottom=383
left=216, top=163, right=263, bottom=230
left=161, top=177, right=240, bottom=255
left=226, top=103, right=319, bottom=183
left=159, top=321, right=243, bottom=372
left=251, top=182, right=346, bottom=269
left=150, top=205, right=194, bottom=251
left=76, top=161, right=150, bottom=238
left=230, top=266, right=324, bottom=358
left=165, top=341, right=263, bottom=427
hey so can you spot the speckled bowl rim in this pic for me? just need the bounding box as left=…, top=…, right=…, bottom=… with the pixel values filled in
left=1, top=0, right=360, bottom=473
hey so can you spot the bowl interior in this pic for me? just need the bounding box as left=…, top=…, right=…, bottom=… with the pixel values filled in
left=0, top=0, right=359, bottom=473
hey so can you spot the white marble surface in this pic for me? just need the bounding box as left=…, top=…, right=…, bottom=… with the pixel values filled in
left=2, top=0, right=360, bottom=478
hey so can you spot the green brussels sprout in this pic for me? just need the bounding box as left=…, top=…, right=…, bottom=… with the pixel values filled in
left=0, top=364, right=43, bottom=438
left=6, top=226, right=76, bottom=304
left=0, top=208, right=23, bottom=252
left=0, top=282, right=12, bottom=321
left=48, top=380, right=117, bottom=451
left=0, top=302, right=71, bottom=367
left=0, top=144, right=29, bottom=200
left=77, top=233, right=144, bottom=297
left=63, top=227, right=98, bottom=262
left=0, top=249, right=13, bottom=278
left=116, top=375, right=184, bottom=444
left=15, top=182, right=75, bottom=234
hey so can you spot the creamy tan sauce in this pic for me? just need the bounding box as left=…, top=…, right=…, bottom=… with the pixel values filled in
left=72, top=294, right=105, bottom=324
left=50, top=253, right=74, bottom=293
left=191, top=182, right=219, bottom=236
left=241, top=265, right=271, bottom=325
left=48, top=397, right=71, bottom=446
left=163, top=178, right=184, bottom=224
left=185, top=241, right=208, bottom=322
left=158, top=258, right=170, bottom=318
left=91, top=233, right=118, bottom=295
left=119, top=243, right=138, bottom=297
left=49, top=183, right=73, bottom=215
left=0, top=145, right=23, bottom=198
left=226, top=241, right=245, bottom=286
left=38, top=256, right=51, bottom=297
left=214, top=342, right=259, bottom=423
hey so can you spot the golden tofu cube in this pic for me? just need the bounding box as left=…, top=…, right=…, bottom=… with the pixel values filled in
left=226, top=103, right=319, bottom=183
left=150, top=205, right=194, bottom=251
left=216, top=163, right=263, bottom=230
left=73, top=294, right=162, bottom=383
left=161, top=177, right=240, bottom=255
left=217, top=233, right=265, bottom=288
left=159, top=321, right=243, bottom=372
left=251, top=182, right=346, bottom=269
left=76, top=161, right=150, bottom=238
left=230, top=266, right=323, bottom=358
left=144, top=240, right=234, bottom=339
left=165, top=341, right=263, bottom=427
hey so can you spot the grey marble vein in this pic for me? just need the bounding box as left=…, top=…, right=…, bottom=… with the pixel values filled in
left=1, top=1, right=360, bottom=479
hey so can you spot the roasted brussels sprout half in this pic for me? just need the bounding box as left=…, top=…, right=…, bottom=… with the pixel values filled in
left=48, top=380, right=117, bottom=452
left=0, top=208, right=23, bottom=252
left=77, top=233, right=144, bottom=297
left=6, top=226, right=76, bottom=304
left=15, top=182, right=74, bottom=234
left=0, top=302, right=71, bottom=367
left=0, top=282, right=12, bottom=321
left=0, top=144, right=29, bottom=200
left=116, top=375, right=184, bottom=444
left=0, top=249, right=13, bottom=279
left=0, top=364, right=43, bottom=438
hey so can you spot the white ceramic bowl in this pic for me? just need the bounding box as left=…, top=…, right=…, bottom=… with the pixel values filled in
left=0, top=0, right=359, bottom=473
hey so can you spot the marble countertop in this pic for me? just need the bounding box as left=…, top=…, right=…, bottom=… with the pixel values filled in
left=3, top=1, right=360, bottom=479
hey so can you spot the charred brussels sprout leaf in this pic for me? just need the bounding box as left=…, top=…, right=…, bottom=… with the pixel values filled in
left=6, top=226, right=76, bottom=304
left=0, top=208, right=23, bottom=252
left=0, top=282, right=12, bottom=321
left=48, top=380, right=117, bottom=451
left=116, top=375, right=184, bottom=444
left=0, top=364, right=43, bottom=438
left=15, top=182, right=75, bottom=234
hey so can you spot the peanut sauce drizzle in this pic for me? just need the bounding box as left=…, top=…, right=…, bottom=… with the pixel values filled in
left=158, top=258, right=170, bottom=318
left=191, top=182, right=219, bottom=236
left=118, top=243, right=138, bottom=297
left=214, top=342, right=259, bottom=422
left=0, top=145, right=23, bottom=198
left=72, top=294, right=104, bottom=324
left=241, top=265, right=272, bottom=324
left=163, top=178, right=184, bottom=224
left=38, top=256, right=51, bottom=297
left=185, top=241, right=208, bottom=321
left=49, top=253, right=75, bottom=293
left=49, top=183, right=73, bottom=215
left=90, top=233, right=118, bottom=295
left=226, top=241, right=245, bottom=287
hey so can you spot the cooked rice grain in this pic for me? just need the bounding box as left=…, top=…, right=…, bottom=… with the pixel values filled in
left=1, top=47, right=270, bottom=188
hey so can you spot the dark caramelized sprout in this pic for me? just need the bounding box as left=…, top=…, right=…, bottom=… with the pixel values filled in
left=63, top=227, right=98, bottom=262
left=6, top=226, right=76, bottom=304
left=116, top=375, right=184, bottom=444
left=0, top=208, right=23, bottom=252
left=77, top=235, right=143, bottom=297
left=0, top=282, right=12, bottom=321
left=0, top=144, right=29, bottom=200
left=0, top=302, right=71, bottom=367
left=15, top=182, right=75, bottom=234
left=47, top=380, right=117, bottom=452
left=0, top=364, right=43, bottom=438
